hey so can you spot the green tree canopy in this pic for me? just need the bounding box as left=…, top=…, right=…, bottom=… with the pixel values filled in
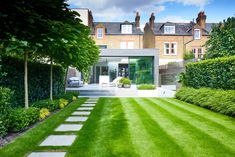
left=205, top=17, right=235, bottom=59
left=0, top=0, right=99, bottom=107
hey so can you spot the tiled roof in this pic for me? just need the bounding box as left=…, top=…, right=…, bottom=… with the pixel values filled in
left=91, top=22, right=143, bottom=35
left=153, top=22, right=217, bottom=36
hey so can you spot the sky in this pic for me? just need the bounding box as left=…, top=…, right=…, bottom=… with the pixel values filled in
left=67, top=0, right=235, bottom=28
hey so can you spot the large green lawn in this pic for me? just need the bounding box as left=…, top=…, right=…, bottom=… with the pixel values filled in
left=1, top=98, right=235, bottom=157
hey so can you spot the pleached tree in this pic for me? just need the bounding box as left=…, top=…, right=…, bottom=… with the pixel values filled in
left=0, top=0, right=99, bottom=107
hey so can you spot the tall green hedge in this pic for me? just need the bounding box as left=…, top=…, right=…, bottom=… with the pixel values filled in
left=0, top=56, right=65, bottom=107
left=184, top=56, right=235, bottom=90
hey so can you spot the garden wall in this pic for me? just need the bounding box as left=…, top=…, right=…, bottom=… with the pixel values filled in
left=184, top=56, right=235, bottom=90
left=0, top=56, right=65, bottom=107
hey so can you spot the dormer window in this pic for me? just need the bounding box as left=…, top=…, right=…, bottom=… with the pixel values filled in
left=194, top=29, right=200, bottom=39
left=97, top=28, right=103, bottom=39
left=121, top=25, right=132, bottom=34
left=164, top=26, right=175, bottom=34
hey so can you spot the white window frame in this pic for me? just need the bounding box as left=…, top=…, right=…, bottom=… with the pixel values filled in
left=120, top=41, right=126, bottom=49
left=194, top=29, right=200, bottom=40
left=164, top=42, right=177, bottom=55
left=97, top=28, right=103, bottom=39
left=121, top=25, right=132, bottom=34
left=164, top=26, right=175, bottom=34
left=120, top=41, right=134, bottom=49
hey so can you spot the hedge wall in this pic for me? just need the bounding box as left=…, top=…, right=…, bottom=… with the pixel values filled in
left=0, top=56, right=65, bottom=107
left=184, top=56, right=235, bottom=90
left=175, top=87, right=235, bottom=117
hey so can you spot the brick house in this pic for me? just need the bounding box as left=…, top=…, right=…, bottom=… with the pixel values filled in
left=144, top=11, right=216, bottom=65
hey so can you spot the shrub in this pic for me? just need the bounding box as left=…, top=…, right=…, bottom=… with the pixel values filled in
left=184, top=56, right=235, bottom=90
left=119, top=78, right=131, bottom=85
left=59, top=98, right=69, bottom=109
left=39, top=108, right=50, bottom=120
left=0, top=55, right=65, bottom=107
left=137, top=84, right=156, bottom=90
left=0, top=87, right=13, bottom=137
left=183, top=51, right=194, bottom=60
left=60, top=92, right=79, bottom=102
left=175, top=87, right=235, bottom=117
left=31, top=99, right=59, bottom=111
left=9, top=107, right=40, bottom=132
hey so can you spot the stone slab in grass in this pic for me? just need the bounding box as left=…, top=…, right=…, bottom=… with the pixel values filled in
left=55, top=124, right=83, bottom=132
left=28, top=152, right=66, bottom=157
left=81, top=104, right=96, bottom=107
left=72, top=111, right=91, bottom=116
left=40, top=135, right=76, bottom=146
left=77, top=107, right=94, bottom=111
left=66, top=116, right=88, bottom=122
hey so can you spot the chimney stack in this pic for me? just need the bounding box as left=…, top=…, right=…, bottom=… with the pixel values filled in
left=196, top=11, right=206, bottom=28
left=149, top=13, right=155, bottom=30
left=88, top=10, right=93, bottom=29
left=135, top=12, right=140, bottom=28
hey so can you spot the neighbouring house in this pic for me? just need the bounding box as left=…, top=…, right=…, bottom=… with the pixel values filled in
left=144, top=11, right=216, bottom=65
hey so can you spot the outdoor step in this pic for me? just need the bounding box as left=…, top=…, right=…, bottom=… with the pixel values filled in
left=28, top=152, right=66, bottom=157
left=72, top=111, right=91, bottom=116
left=77, top=107, right=93, bottom=111
left=55, top=124, right=83, bottom=132
left=66, top=116, right=88, bottom=122
left=39, top=135, right=76, bottom=146
left=81, top=104, right=96, bottom=107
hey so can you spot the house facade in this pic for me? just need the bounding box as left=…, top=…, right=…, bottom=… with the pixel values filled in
left=144, top=11, right=215, bottom=65
left=71, top=8, right=215, bottom=86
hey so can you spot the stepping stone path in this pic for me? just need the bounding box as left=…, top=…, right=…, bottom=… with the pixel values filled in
left=28, top=97, right=99, bottom=157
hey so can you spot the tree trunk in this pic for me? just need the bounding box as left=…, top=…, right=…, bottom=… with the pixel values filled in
left=50, top=58, right=53, bottom=100
left=24, top=51, right=29, bottom=109
left=64, top=67, right=69, bottom=94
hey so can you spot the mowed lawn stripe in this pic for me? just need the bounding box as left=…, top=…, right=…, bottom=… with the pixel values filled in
left=67, top=98, right=106, bottom=157
left=164, top=98, right=235, bottom=131
left=150, top=98, right=235, bottom=152
left=145, top=98, right=235, bottom=157
left=121, top=98, right=158, bottom=157
left=68, top=98, right=137, bottom=157
left=128, top=98, right=186, bottom=157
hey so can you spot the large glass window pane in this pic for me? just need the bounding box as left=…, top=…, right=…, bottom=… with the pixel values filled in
left=129, top=57, right=154, bottom=84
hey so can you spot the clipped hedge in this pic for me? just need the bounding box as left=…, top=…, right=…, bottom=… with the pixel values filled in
left=9, top=107, right=40, bottom=132
left=31, top=99, right=59, bottom=111
left=184, top=56, right=235, bottom=90
left=0, top=87, right=13, bottom=137
left=0, top=55, right=65, bottom=107
left=175, top=87, right=235, bottom=117
left=137, top=84, right=156, bottom=90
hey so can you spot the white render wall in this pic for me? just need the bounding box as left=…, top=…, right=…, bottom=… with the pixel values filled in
left=72, top=8, right=89, bottom=26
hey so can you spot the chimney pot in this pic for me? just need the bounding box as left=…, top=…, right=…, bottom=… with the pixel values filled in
left=135, top=12, right=140, bottom=28
left=149, top=13, right=155, bottom=30
left=196, top=11, right=206, bottom=28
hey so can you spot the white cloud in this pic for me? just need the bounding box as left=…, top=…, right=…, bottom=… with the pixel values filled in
left=67, top=0, right=211, bottom=22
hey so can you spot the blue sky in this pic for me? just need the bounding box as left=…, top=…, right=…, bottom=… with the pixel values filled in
left=68, top=0, right=234, bottom=27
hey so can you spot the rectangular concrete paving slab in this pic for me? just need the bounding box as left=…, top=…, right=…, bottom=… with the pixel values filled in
left=72, top=111, right=91, bottom=116
left=77, top=107, right=94, bottom=111
left=66, top=116, right=88, bottom=122
left=55, top=124, right=83, bottom=132
left=81, top=104, right=96, bottom=107
left=84, top=101, right=97, bottom=104
left=28, top=152, right=66, bottom=157
left=40, top=135, right=76, bottom=146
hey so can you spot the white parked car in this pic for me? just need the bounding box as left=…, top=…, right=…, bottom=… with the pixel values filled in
left=67, top=77, right=84, bottom=87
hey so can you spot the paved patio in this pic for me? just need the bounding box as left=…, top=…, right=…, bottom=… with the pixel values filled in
left=66, top=84, right=175, bottom=97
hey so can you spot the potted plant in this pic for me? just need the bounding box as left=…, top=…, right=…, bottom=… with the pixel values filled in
left=123, top=78, right=131, bottom=88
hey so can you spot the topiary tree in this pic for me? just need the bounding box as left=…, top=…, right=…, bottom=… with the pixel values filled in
left=205, top=17, right=235, bottom=59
